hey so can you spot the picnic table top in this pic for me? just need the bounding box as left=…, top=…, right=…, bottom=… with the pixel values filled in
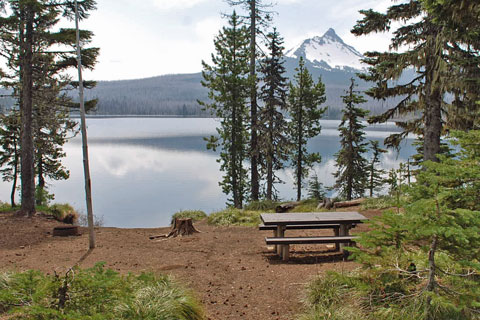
left=260, top=212, right=367, bottom=225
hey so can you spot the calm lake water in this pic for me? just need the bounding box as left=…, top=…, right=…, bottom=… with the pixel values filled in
left=0, top=118, right=416, bottom=228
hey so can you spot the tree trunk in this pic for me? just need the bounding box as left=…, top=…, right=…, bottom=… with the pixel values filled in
left=425, top=235, right=438, bottom=320
left=249, top=0, right=259, bottom=202
left=20, top=4, right=35, bottom=216
left=266, top=102, right=274, bottom=200
left=424, top=35, right=442, bottom=163
left=10, top=138, right=19, bottom=207
left=36, top=155, right=45, bottom=206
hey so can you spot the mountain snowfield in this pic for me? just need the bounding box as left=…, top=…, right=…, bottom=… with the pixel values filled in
left=285, top=28, right=365, bottom=71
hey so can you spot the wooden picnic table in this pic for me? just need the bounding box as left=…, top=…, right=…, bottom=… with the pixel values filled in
left=260, top=211, right=368, bottom=260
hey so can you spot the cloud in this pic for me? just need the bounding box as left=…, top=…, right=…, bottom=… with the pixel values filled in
left=152, top=0, right=208, bottom=11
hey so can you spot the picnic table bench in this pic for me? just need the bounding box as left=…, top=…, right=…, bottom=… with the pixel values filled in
left=260, top=212, right=367, bottom=261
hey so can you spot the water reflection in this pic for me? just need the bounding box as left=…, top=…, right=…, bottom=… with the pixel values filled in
left=0, top=118, right=416, bottom=228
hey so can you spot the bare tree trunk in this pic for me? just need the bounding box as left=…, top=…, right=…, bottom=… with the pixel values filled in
left=20, top=3, right=35, bottom=217
left=266, top=104, right=274, bottom=200
left=11, top=139, right=19, bottom=207
left=75, top=0, right=95, bottom=249
left=249, top=0, right=259, bottom=201
left=425, top=235, right=438, bottom=320
left=36, top=155, right=45, bottom=206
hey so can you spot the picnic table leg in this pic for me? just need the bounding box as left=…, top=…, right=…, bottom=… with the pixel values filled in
left=282, top=244, right=290, bottom=261
left=276, top=226, right=285, bottom=255
left=339, top=224, right=350, bottom=251
left=334, top=228, right=340, bottom=251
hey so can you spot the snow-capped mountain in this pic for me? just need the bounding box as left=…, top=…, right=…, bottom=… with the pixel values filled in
left=285, top=28, right=365, bottom=71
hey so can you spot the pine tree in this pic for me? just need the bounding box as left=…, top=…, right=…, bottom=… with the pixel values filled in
left=0, top=111, right=21, bottom=207
left=258, top=28, right=289, bottom=200
left=333, top=78, right=369, bottom=201
left=307, top=172, right=326, bottom=201
left=0, top=0, right=98, bottom=215
left=200, top=12, right=250, bottom=209
left=287, top=57, right=327, bottom=201
left=352, top=0, right=480, bottom=163
left=226, top=0, right=272, bottom=201
left=350, top=130, right=480, bottom=318
left=367, top=140, right=387, bottom=197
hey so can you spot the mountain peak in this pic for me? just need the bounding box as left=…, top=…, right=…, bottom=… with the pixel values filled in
left=323, top=28, right=341, bottom=41
left=285, top=28, right=365, bottom=71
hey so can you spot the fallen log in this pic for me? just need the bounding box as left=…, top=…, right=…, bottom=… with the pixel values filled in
left=333, top=198, right=365, bottom=209
left=317, top=198, right=334, bottom=210
left=149, top=218, right=200, bottom=239
left=275, top=201, right=301, bottom=213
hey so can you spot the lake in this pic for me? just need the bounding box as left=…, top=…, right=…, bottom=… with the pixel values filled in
left=0, top=118, right=416, bottom=228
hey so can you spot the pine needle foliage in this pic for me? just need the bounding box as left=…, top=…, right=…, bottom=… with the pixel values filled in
left=200, top=12, right=250, bottom=209
left=287, top=57, right=327, bottom=201
left=333, top=78, right=369, bottom=201
left=346, top=130, right=480, bottom=319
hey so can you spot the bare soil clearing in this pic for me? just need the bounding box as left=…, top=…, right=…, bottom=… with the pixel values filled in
left=0, top=208, right=380, bottom=320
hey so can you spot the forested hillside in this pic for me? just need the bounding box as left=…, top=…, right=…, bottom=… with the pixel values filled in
left=82, top=71, right=400, bottom=119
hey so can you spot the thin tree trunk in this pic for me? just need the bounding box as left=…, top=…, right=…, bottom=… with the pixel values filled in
left=20, top=4, right=35, bottom=216
left=11, top=140, right=18, bottom=207
left=296, top=113, right=303, bottom=201
left=266, top=101, right=274, bottom=200
left=425, top=234, right=438, bottom=320
left=249, top=0, right=259, bottom=201
left=75, top=0, right=95, bottom=249
left=36, top=155, right=45, bottom=206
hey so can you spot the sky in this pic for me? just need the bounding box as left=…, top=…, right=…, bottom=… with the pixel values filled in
left=77, top=0, right=394, bottom=81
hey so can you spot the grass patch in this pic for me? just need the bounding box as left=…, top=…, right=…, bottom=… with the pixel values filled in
left=207, top=208, right=261, bottom=226
left=300, top=269, right=477, bottom=320
left=171, top=210, right=207, bottom=225
left=0, top=201, right=17, bottom=213
left=0, top=263, right=205, bottom=320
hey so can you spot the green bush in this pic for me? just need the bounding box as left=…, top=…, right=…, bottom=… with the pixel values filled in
left=46, top=203, right=79, bottom=224
left=0, top=263, right=205, bottom=320
left=207, top=208, right=261, bottom=226
left=171, top=210, right=207, bottom=225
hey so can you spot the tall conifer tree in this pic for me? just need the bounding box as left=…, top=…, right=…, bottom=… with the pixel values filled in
left=352, top=0, right=479, bottom=163
left=333, top=78, right=369, bottom=201
left=0, top=0, right=98, bottom=215
left=226, top=0, right=272, bottom=201
left=287, top=57, right=327, bottom=201
left=200, top=12, right=250, bottom=209
left=258, top=28, right=289, bottom=200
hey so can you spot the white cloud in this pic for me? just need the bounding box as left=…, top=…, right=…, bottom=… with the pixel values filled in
left=152, top=0, right=208, bottom=11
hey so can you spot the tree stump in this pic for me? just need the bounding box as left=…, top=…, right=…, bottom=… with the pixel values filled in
left=53, top=225, right=79, bottom=237
left=149, top=218, right=200, bottom=239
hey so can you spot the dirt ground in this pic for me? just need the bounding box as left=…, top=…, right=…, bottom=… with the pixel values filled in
left=0, top=208, right=381, bottom=320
